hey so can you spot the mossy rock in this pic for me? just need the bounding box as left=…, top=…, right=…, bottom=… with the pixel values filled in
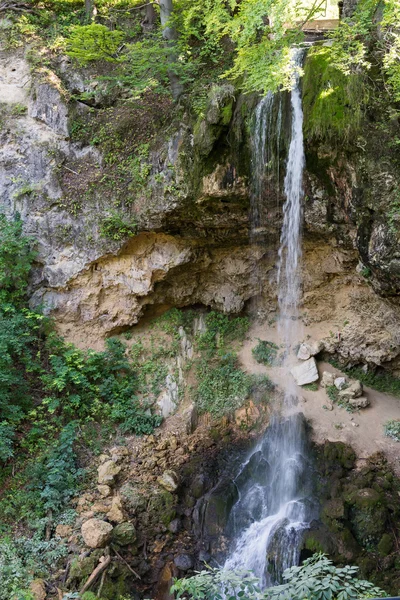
left=321, top=498, right=346, bottom=524
left=202, top=479, right=239, bottom=537
left=120, top=483, right=147, bottom=515
left=302, top=524, right=335, bottom=555
left=112, top=522, right=137, bottom=546
left=69, top=549, right=103, bottom=582
left=378, top=533, right=393, bottom=556
left=147, top=488, right=176, bottom=526
left=323, top=441, right=356, bottom=471
left=347, top=488, right=387, bottom=545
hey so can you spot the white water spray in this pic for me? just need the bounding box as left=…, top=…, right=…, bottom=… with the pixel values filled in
left=223, top=49, right=314, bottom=586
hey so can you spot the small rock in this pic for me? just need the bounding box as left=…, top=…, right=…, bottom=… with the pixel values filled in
left=199, top=550, right=211, bottom=562
left=174, top=553, right=194, bottom=571
left=112, top=522, right=136, bottom=546
left=158, top=470, right=179, bottom=493
left=291, top=357, right=319, bottom=386
left=107, top=496, right=125, bottom=523
left=297, top=343, right=311, bottom=361
left=98, top=454, right=110, bottom=464
left=349, top=396, right=370, bottom=409
left=55, top=524, right=72, bottom=538
left=110, top=446, right=129, bottom=463
left=334, top=377, right=347, bottom=390
left=325, top=402, right=334, bottom=411
left=97, top=460, right=121, bottom=486
left=29, top=579, right=46, bottom=600
left=338, top=380, right=363, bottom=400
left=321, top=371, right=335, bottom=388
left=92, top=500, right=112, bottom=514
left=81, top=518, right=113, bottom=548
left=168, top=518, right=181, bottom=533
left=97, top=485, right=112, bottom=498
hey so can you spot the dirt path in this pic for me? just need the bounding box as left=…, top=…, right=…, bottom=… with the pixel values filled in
left=239, top=320, right=400, bottom=474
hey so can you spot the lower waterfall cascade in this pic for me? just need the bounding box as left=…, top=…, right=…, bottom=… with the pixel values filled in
left=223, top=49, right=317, bottom=587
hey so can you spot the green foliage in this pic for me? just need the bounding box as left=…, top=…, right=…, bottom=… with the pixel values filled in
left=196, top=311, right=249, bottom=356
left=345, top=366, right=400, bottom=398
left=303, top=46, right=367, bottom=142
left=195, top=352, right=251, bottom=417
left=384, top=419, right=400, bottom=442
left=100, top=211, right=137, bottom=241
left=252, top=339, right=279, bottom=366
left=303, top=382, right=318, bottom=391
left=66, top=23, right=125, bottom=64
left=326, top=0, right=400, bottom=102
left=0, top=214, right=36, bottom=307
left=171, top=553, right=387, bottom=600
left=0, top=536, right=67, bottom=600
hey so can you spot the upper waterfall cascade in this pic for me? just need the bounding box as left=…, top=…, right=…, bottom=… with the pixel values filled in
left=223, top=49, right=316, bottom=587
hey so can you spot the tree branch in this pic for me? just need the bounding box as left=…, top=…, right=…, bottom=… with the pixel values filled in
left=80, top=556, right=111, bottom=595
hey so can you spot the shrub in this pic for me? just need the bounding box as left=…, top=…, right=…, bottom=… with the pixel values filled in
left=384, top=419, right=400, bottom=442
left=195, top=353, right=251, bottom=417
left=196, top=312, right=249, bottom=356
left=171, top=553, right=387, bottom=600
left=252, top=339, right=279, bottom=366
left=66, top=24, right=125, bottom=64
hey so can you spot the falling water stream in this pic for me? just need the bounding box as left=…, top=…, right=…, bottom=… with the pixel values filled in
left=223, top=50, right=316, bottom=587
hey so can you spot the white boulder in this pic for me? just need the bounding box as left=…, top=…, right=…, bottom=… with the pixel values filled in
left=291, top=358, right=319, bottom=386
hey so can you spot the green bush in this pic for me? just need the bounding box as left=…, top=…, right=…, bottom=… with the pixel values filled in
left=66, top=24, right=125, bottom=64
left=384, top=419, right=400, bottom=442
left=171, top=553, right=387, bottom=600
left=0, top=536, right=67, bottom=600
left=252, top=339, right=279, bottom=366
left=195, top=352, right=251, bottom=417
left=196, top=312, right=249, bottom=356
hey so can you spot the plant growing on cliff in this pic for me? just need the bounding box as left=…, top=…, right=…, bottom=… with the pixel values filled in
left=171, top=553, right=388, bottom=600
left=66, top=23, right=126, bottom=64
left=252, top=339, right=279, bottom=366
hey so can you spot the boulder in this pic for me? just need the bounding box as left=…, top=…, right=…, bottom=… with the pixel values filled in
left=157, top=470, right=179, bottom=493
left=97, top=460, right=121, bottom=486
left=338, top=380, right=363, bottom=399
left=174, top=553, right=194, bottom=571
left=112, top=522, right=137, bottom=546
left=297, top=343, right=311, bottom=361
left=334, top=377, right=347, bottom=390
left=291, top=358, right=319, bottom=386
left=81, top=518, right=113, bottom=548
left=107, top=496, right=125, bottom=523
left=349, top=396, right=370, bottom=409
left=297, top=341, right=324, bottom=361
left=321, top=371, right=335, bottom=388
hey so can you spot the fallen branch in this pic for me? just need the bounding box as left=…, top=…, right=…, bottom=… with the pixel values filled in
left=112, top=545, right=141, bottom=580
left=97, top=566, right=108, bottom=598
left=80, top=555, right=111, bottom=595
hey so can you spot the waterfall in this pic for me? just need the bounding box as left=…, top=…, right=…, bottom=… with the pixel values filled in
left=223, top=49, right=315, bottom=587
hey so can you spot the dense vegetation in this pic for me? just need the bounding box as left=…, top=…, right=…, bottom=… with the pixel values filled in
left=171, top=553, right=387, bottom=600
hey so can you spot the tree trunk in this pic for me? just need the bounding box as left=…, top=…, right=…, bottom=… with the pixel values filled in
left=85, top=0, right=94, bottom=22
left=142, top=3, right=157, bottom=32
left=159, top=0, right=183, bottom=100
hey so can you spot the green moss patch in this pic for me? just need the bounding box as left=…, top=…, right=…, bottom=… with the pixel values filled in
left=303, top=46, right=367, bottom=143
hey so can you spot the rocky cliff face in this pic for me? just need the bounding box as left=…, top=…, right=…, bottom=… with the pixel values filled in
left=1, top=46, right=400, bottom=368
